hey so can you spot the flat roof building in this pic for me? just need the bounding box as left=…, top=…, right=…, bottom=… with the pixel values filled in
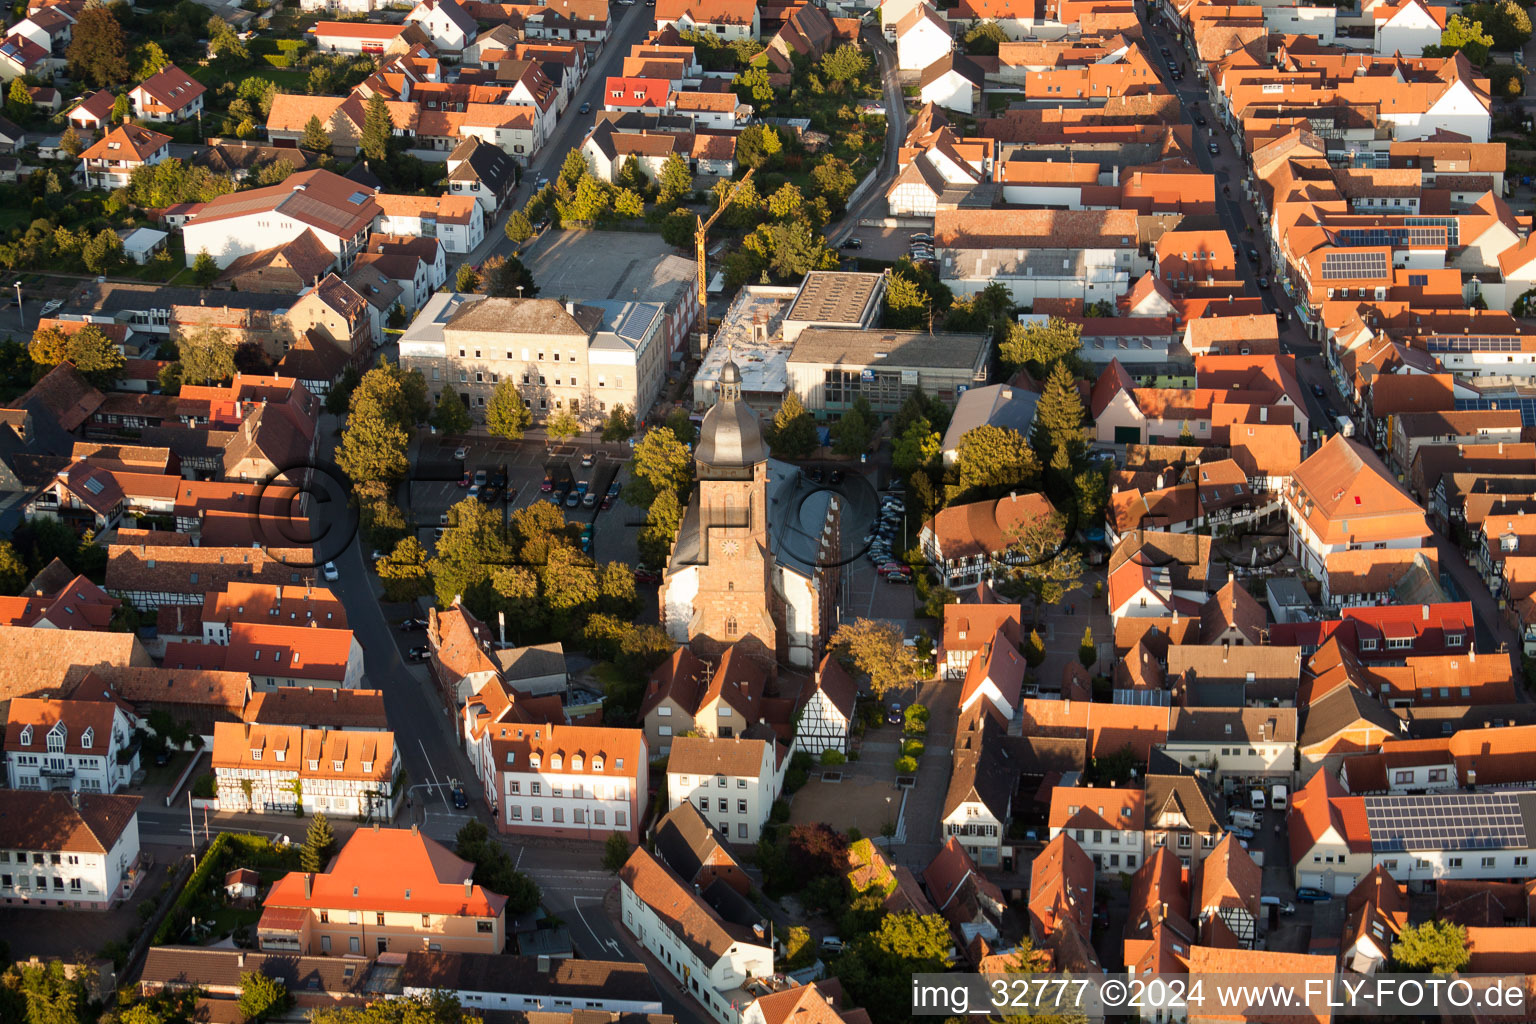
left=785, top=327, right=990, bottom=417
left=780, top=271, right=886, bottom=344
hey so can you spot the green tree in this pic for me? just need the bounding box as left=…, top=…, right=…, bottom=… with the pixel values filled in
left=236, top=973, right=291, bottom=1023
left=661, top=209, right=695, bottom=248
left=639, top=487, right=682, bottom=569
left=59, top=126, right=84, bottom=157
left=81, top=229, right=122, bottom=274
left=360, top=91, right=395, bottom=162
left=136, top=40, right=171, bottom=80
left=1000, top=512, right=1084, bottom=613
left=892, top=417, right=941, bottom=476
left=454, top=819, right=540, bottom=913
left=735, top=123, right=783, bottom=171
left=952, top=424, right=1040, bottom=498
left=602, top=831, right=631, bottom=873
left=1024, top=628, right=1046, bottom=667
left=192, top=250, right=219, bottom=287
left=7, top=961, right=95, bottom=1024
left=831, top=395, right=876, bottom=457
left=310, top=993, right=476, bottom=1024
left=30, top=322, right=125, bottom=387
left=455, top=263, right=480, bottom=292
left=766, top=182, right=805, bottom=222
left=768, top=391, right=818, bottom=459
left=0, top=540, right=25, bottom=594
left=1392, top=920, right=1470, bottom=974
left=1079, top=627, right=1095, bottom=668
left=6, top=79, right=32, bottom=121
left=820, top=44, right=869, bottom=86
left=1431, top=14, right=1494, bottom=63
left=625, top=426, right=692, bottom=507
left=301, top=114, right=331, bottom=152
left=177, top=328, right=237, bottom=385
left=1000, top=316, right=1083, bottom=376
left=560, top=146, right=591, bottom=185
left=1031, top=360, right=1088, bottom=474
left=734, top=63, right=775, bottom=104
left=601, top=403, right=636, bottom=442
left=614, top=187, right=645, bottom=219
left=376, top=536, right=431, bottom=602
left=545, top=407, right=580, bottom=444
left=300, top=812, right=336, bottom=873
left=67, top=7, right=130, bottom=88
left=429, top=498, right=513, bottom=615
left=657, top=152, right=694, bottom=204
left=111, top=92, right=130, bottom=123
left=831, top=617, right=912, bottom=699
left=838, top=912, right=954, bottom=1023
left=962, top=20, right=1009, bottom=55
left=485, top=379, right=532, bottom=440
left=504, top=209, right=533, bottom=243
left=883, top=273, right=931, bottom=330
left=810, top=157, right=857, bottom=209
left=430, top=390, right=471, bottom=435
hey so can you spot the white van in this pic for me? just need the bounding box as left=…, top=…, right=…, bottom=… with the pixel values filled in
left=1230, top=809, right=1262, bottom=830
left=1249, top=788, right=1266, bottom=810
left=1271, top=784, right=1289, bottom=810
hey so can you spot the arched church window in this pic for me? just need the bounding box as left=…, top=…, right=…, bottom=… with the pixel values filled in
left=726, top=617, right=738, bottom=636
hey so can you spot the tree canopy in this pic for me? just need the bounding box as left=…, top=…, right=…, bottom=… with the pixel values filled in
left=951, top=425, right=1040, bottom=501
left=831, top=618, right=913, bottom=699
left=67, top=7, right=130, bottom=87
left=29, top=323, right=125, bottom=387
left=1391, top=920, right=1471, bottom=974
left=999, top=316, right=1083, bottom=377
left=624, top=427, right=692, bottom=508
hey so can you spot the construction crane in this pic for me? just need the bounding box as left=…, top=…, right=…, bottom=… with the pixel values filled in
left=695, top=167, right=756, bottom=358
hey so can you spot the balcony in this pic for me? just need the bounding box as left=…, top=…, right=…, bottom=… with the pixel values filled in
left=39, top=766, right=75, bottom=779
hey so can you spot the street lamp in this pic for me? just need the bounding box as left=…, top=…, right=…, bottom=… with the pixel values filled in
left=13, top=281, right=20, bottom=324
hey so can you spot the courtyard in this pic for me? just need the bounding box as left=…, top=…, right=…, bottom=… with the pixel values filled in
left=521, top=229, right=685, bottom=304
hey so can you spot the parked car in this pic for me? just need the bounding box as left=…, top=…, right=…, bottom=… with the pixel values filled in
left=399, top=618, right=427, bottom=631
left=840, top=237, right=862, bottom=250
left=468, top=483, right=481, bottom=498
left=459, top=472, right=471, bottom=488
left=579, top=101, right=591, bottom=114
left=582, top=491, right=598, bottom=508
left=1208, top=141, right=1220, bottom=154
left=886, top=572, right=913, bottom=585
left=634, top=567, right=662, bottom=585
left=541, top=476, right=554, bottom=492
left=407, top=645, right=431, bottom=662
left=453, top=787, right=469, bottom=809
left=1311, top=383, right=1327, bottom=398
left=911, top=233, right=935, bottom=243
left=322, top=562, right=339, bottom=582
left=454, top=446, right=469, bottom=460
left=1295, top=888, right=1332, bottom=903
left=581, top=453, right=595, bottom=468
left=1228, top=826, right=1256, bottom=840
left=821, top=936, right=845, bottom=953
left=885, top=703, right=903, bottom=725
left=565, top=491, right=580, bottom=507
left=1257, top=277, right=1269, bottom=289
left=1260, top=896, right=1296, bottom=915
left=600, top=494, right=615, bottom=510
left=1247, top=248, right=1261, bottom=265
left=1194, top=112, right=1207, bottom=125
left=807, top=466, right=825, bottom=483
left=876, top=562, right=907, bottom=576
left=479, top=484, right=501, bottom=504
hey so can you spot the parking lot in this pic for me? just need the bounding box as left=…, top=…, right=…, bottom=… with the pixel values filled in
left=520, top=229, right=685, bottom=303
left=407, top=435, right=642, bottom=569
left=839, top=227, right=936, bottom=265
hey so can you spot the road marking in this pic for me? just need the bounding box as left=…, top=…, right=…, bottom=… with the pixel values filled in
left=419, top=740, right=451, bottom=809
left=571, top=895, right=620, bottom=955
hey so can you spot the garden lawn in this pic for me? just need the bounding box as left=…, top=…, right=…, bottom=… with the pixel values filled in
left=189, top=65, right=308, bottom=92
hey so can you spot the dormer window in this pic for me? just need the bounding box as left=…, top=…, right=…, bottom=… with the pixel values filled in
left=551, top=753, right=563, bottom=769
left=251, top=748, right=263, bottom=761
left=80, top=728, right=92, bottom=749
left=530, top=753, right=541, bottom=769
left=309, top=759, right=319, bottom=770
left=47, top=723, right=66, bottom=753
left=362, top=760, right=372, bottom=772
left=275, top=749, right=285, bottom=763
left=571, top=755, right=583, bottom=771
left=18, top=725, right=30, bottom=747
left=333, top=760, right=344, bottom=772
left=592, top=755, right=603, bottom=771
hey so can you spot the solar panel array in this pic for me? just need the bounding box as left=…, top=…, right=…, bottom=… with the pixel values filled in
left=1364, top=792, right=1529, bottom=852
left=1321, top=251, right=1388, bottom=280
left=1456, top=397, right=1536, bottom=427
left=1336, top=226, right=1449, bottom=249
left=1427, top=336, right=1525, bottom=353
left=615, top=304, right=660, bottom=344
left=1408, top=216, right=1461, bottom=246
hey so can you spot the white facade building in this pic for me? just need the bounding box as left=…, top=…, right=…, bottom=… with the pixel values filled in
left=666, top=736, right=785, bottom=845
left=4, top=699, right=137, bottom=795
left=472, top=721, right=647, bottom=843
left=0, top=791, right=143, bottom=909
left=210, top=722, right=402, bottom=819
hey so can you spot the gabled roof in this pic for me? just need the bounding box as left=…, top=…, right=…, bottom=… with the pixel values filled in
left=1196, top=833, right=1260, bottom=921
left=943, top=706, right=1014, bottom=821
left=1028, top=833, right=1094, bottom=940
left=654, top=800, right=741, bottom=886
left=187, top=169, right=378, bottom=239
left=0, top=790, right=139, bottom=854
left=655, top=0, right=757, bottom=26
left=132, top=65, right=206, bottom=112
left=80, top=123, right=171, bottom=163
left=619, top=846, right=768, bottom=963
left=1289, top=434, right=1429, bottom=546
left=812, top=653, right=857, bottom=719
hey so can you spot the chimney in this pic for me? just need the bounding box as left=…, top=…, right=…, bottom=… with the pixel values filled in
left=303, top=873, right=313, bottom=899
left=465, top=878, right=473, bottom=896
left=565, top=300, right=575, bottom=315
left=373, top=822, right=380, bottom=831
left=538, top=955, right=551, bottom=972
left=236, top=953, right=245, bottom=968
left=1223, top=641, right=1230, bottom=663
left=498, top=611, right=506, bottom=645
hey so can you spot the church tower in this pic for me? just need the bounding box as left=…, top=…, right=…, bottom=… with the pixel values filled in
left=680, top=358, right=778, bottom=668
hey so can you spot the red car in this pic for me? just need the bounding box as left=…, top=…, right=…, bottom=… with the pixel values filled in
left=634, top=568, right=662, bottom=585
left=458, top=472, right=471, bottom=488
left=540, top=476, right=554, bottom=492
left=876, top=562, right=908, bottom=577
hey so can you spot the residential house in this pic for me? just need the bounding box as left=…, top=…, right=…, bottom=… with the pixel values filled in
left=940, top=600, right=1022, bottom=680
left=941, top=707, right=1013, bottom=868
left=581, top=119, right=693, bottom=183
left=654, top=0, right=760, bottom=41
left=641, top=646, right=764, bottom=755
left=666, top=734, right=786, bottom=845
left=0, top=34, right=48, bottom=83
left=66, top=89, right=113, bottom=132
left=1285, top=435, right=1432, bottom=580
left=182, top=169, right=377, bottom=269
left=258, top=826, right=507, bottom=955
left=0, top=790, right=142, bottom=909
left=896, top=4, right=952, bottom=72
left=958, top=626, right=1026, bottom=721
left=939, top=385, right=1038, bottom=468
left=164, top=621, right=364, bottom=691
left=1162, top=707, right=1297, bottom=786
left=77, top=124, right=170, bottom=190
left=1194, top=834, right=1261, bottom=948
left=445, top=136, right=517, bottom=215
left=1028, top=832, right=1095, bottom=947
left=792, top=654, right=855, bottom=756
left=619, top=846, right=774, bottom=1024
left=128, top=65, right=205, bottom=123
left=740, top=981, right=867, bottom=1024
left=1374, top=0, right=1448, bottom=56
left=105, top=545, right=320, bottom=607
left=480, top=722, right=646, bottom=842
left=654, top=801, right=751, bottom=897
left=1048, top=786, right=1145, bottom=875
left=1144, top=764, right=1227, bottom=869
left=1286, top=769, right=1376, bottom=894
left=406, top=0, right=479, bottom=54
left=924, top=836, right=1006, bottom=947
left=373, top=194, right=485, bottom=254
left=918, top=54, right=984, bottom=115
left=243, top=688, right=385, bottom=732
left=1107, top=531, right=1219, bottom=623
left=4, top=697, right=138, bottom=794
left=211, top=721, right=399, bottom=819
left=919, top=493, right=1058, bottom=590
left=938, top=208, right=1143, bottom=305
left=1341, top=865, right=1407, bottom=974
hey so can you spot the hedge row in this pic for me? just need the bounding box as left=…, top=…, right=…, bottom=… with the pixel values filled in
left=252, top=37, right=309, bottom=68
left=152, top=832, right=290, bottom=944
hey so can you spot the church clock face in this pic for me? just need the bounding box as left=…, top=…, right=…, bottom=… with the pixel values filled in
left=720, top=539, right=741, bottom=558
